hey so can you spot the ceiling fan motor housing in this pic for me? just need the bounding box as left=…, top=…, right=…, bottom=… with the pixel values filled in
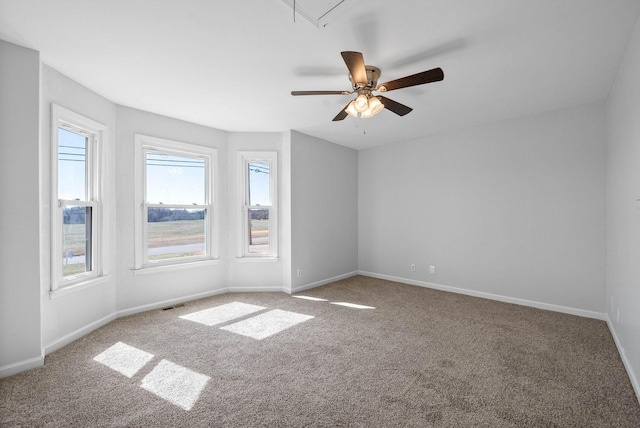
left=349, top=66, right=381, bottom=90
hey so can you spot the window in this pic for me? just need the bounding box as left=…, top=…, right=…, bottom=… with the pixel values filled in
left=239, top=151, right=277, bottom=257
left=51, top=104, right=106, bottom=289
left=135, top=135, right=217, bottom=269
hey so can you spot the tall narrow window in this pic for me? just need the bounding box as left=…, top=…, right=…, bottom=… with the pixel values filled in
left=239, top=152, right=277, bottom=257
left=135, top=135, right=217, bottom=269
left=51, top=105, right=105, bottom=289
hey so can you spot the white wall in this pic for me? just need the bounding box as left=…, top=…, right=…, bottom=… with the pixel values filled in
left=290, top=131, right=358, bottom=292
left=0, top=40, right=43, bottom=376
left=605, top=13, right=640, bottom=400
left=359, top=102, right=607, bottom=316
left=0, top=48, right=301, bottom=377
left=39, top=66, right=118, bottom=353
left=227, top=132, right=289, bottom=292
left=3, top=34, right=636, bottom=396
left=115, top=106, right=229, bottom=312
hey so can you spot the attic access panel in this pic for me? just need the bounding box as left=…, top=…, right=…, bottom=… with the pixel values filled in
left=281, top=0, right=347, bottom=27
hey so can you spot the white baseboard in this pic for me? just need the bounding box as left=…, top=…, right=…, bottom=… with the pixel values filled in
left=358, top=271, right=638, bottom=404
left=116, top=288, right=230, bottom=318
left=290, top=271, right=359, bottom=295
left=607, top=317, right=640, bottom=406
left=0, top=355, right=44, bottom=379
left=229, top=287, right=284, bottom=293
left=44, top=313, right=117, bottom=355
left=38, top=284, right=285, bottom=372
left=358, top=271, right=607, bottom=320
left=10, top=272, right=616, bottom=384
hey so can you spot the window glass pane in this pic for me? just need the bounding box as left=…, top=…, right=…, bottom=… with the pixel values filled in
left=248, top=208, right=269, bottom=254
left=58, top=128, right=87, bottom=200
left=146, top=151, right=205, bottom=205
left=62, top=205, right=92, bottom=277
left=248, top=162, right=270, bottom=206
left=147, top=208, right=206, bottom=261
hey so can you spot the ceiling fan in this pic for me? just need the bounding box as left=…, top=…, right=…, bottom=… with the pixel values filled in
left=291, top=51, right=444, bottom=121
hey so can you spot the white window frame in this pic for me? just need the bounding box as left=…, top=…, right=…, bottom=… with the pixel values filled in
left=51, top=104, right=106, bottom=290
left=134, top=134, right=218, bottom=270
left=238, top=151, right=278, bottom=258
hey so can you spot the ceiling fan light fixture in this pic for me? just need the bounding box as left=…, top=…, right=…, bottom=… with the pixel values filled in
left=354, top=93, right=369, bottom=112
left=346, top=95, right=384, bottom=119
left=345, top=100, right=360, bottom=117
left=364, top=96, right=384, bottom=117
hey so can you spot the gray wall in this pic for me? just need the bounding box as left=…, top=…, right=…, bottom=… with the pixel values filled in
left=226, top=132, right=290, bottom=292
left=114, top=111, right=292, bottom=313
left=0, top=40, right=42, bottom=375
left=0, top=50, right=299, bottom=375
left=606, top=13, right=640, bottom=399
left=358, top=102, right=607, bottom=315
left=2, top=29, right=639, bottom=403
left=290, top=131, right=359, bottom=292
left=115, top=106, right=229, bottom=312
left=40, top=65, right=118, bottom=354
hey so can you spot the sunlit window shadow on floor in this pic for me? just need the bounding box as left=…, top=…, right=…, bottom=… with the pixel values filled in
left=220, top=309, right=314, bottom=340
left=93, top=341, right=154, bottom=378
left=293, top=295, right=376, bottom=310
left=179, top=302, right=265, bottom=326
left=140, top=359, right=210, bottom=411
left=292, top=296, right=328, bottom=302
left=330, top=302, right=376, bottom=309
left=93, top=342, right=209, bottom=411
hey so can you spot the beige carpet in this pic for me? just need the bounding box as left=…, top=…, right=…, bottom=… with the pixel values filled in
left=2, top=276, right=639, bottom=427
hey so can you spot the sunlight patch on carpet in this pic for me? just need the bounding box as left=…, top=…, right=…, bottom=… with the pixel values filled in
left=179, top=302, right=266, bottom=326
left=93, top=342, right=154, bottom=378
left=140, top=359, right=210, bottom=411
left=330, top=302, right=376, bottom=309
left=293, top=295, right=328, bottom=301
left=220, top=309, right=314, bottom=340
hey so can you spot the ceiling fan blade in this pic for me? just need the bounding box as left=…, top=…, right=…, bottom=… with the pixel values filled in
left=377, top=67, right=444, bottom=92
left=341, top=51, right=368, bottom=86
left=332, top=102, right=351, bottom=121
left=378, top=96, right=413, bottom=116
left=291, top=90, right=350, bottom=96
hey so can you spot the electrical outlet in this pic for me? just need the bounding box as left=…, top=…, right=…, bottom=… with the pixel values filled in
left=410, top=264, right=416, bottom=272
left=296, top=269, right=302, bottom=278
left=429, top=265, right=436, bottom=275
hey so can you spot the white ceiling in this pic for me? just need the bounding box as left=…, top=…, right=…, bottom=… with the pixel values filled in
left=1, top=0, right=639, bottom=150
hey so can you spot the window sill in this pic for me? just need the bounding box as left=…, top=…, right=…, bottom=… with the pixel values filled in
left=133, top=258, right=219, bottom=276
left=236, top=256, right=280, bottom=263
left=50, top=275, right=111, bottom=300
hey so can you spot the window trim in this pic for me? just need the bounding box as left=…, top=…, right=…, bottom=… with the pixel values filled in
left=134, top=134, right=218, bottom=270
left=238, top=151, right=278, bottom=258
left=51, top=104, right=106, bottom=291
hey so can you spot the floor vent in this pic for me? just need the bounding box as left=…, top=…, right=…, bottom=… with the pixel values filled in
left=162, top=303, right=185, bottom=311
